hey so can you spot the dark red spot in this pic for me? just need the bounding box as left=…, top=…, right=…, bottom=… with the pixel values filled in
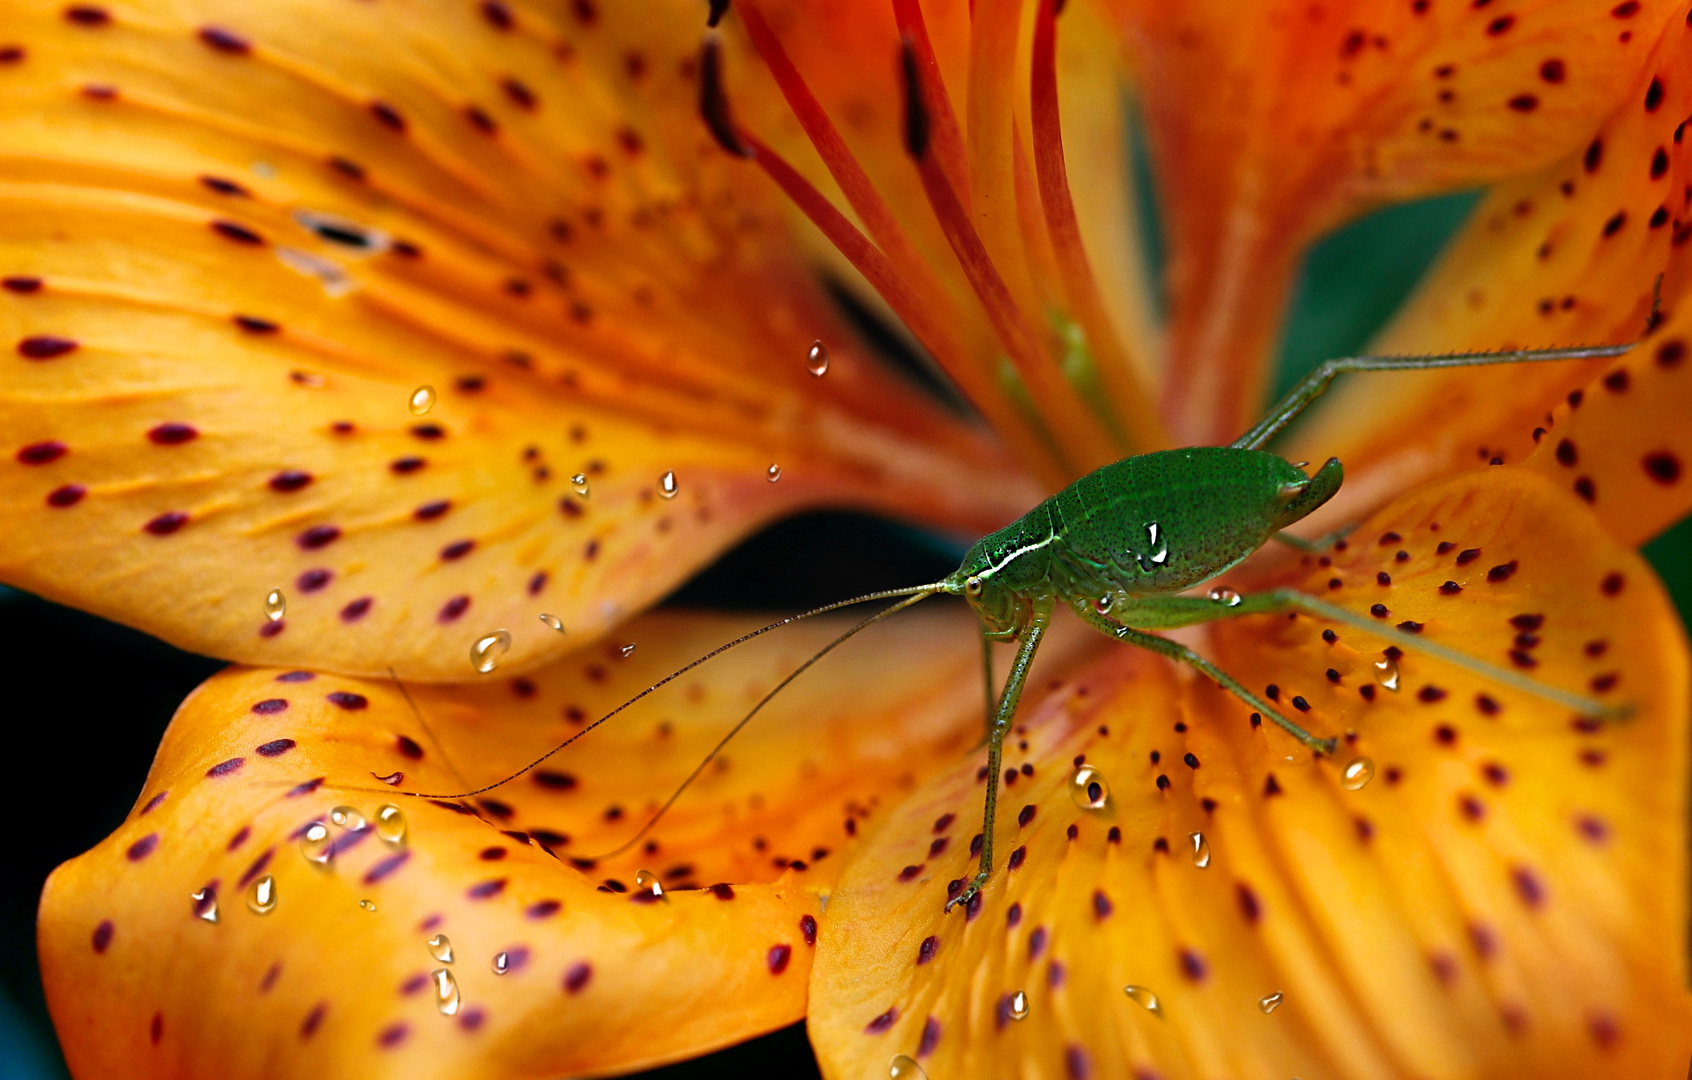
left=1602, top=211, right=1627, bottom=237
left=440, top=539, right=475, bottom=561
left=46, top=484, right=86, bottom=508
left=1603, top=368, right=1631, bottom=393
left=251, top=698, right=288, bottom=715
left=338, top=596, right=372, bottom=623
left=390, top=456, right=426, bottom=474
left=1421, top=686, right=1450, bottom=704
left=0, top=46, right=24, bottom=63
left=17, top=440, right=67, bottom=465
left=328, top=156, right=365, bottom=181
left=296, top=525, right=340, bottom=550
left=1651, top=147, right=1670, bottom=180
left=766, top=943, right=791, bottom=974
left=211, top=220, right=264, bottom=245
left=409, top=423, right=445, bottom=440
left=1600, top=572, right=1625, bottom=596
left=1576, top=813, right=1610, bottom=844
left=1064, top=1045, right=1090, bottom=1080
left=206, top=757, right=244, bottom=778
left=1017, top=804, right=1035, bottom=827
left=151, top=1013, right=163, bottom=1046
left=18, top=335, right=77, bottom=359
left=480, top=0, right=513, bottom=28
left=1611, top=0, right=1639, bottom=14
left=1584, top=138, right=1604, bottom=173
left=438, top=595, right=471, bottom=622
left=527, top=899, right=562, bottom=919
left=199, top=175, right=248, bottom=197
left=198, top=26, right=250, bottom=54
left=467, top=878, right=507, bottom=900
left=1092, top=889, right=1113, bottom=919
left=1511, top=865, right=1546, bottom=907
left=1590, top=672, right=1620, bottom=693
left=1487, top=561, right=1518, bottom=582
left=295, top=568, right=332, bottom=594
left=1178, top=947, right=1208, bottom=981
left=148, top=422, right=198, bottom=446
left=1476, top=694, right=1502, bottom=716
left=144, top=511, right=188, bottom=536
left=1439, top=580, right=1462, bottom=595
left=2, top=276, right=41, bottom=293
left=1007, top=846, right=1027, bottom=870
left=327, top=691, right=367, bottom=710
left=1370, top=603, right=1388, bottom=618
left=1486, top=14, right=1513, bottom=33
left=1459, top=793, right=1485, bottom=821
left=465, top=105, right=498, bottom=135
left=799, top=914, right=817, bottom=947
left=1539, top=58, right=1565, bottom=83
left=1264, top=773, right=1282, bottom=796
left=140, top=791, right=167, bottom=815
left=65, top=6, right=111, bottom=26
left=1656, top=339, right=1685, bottom=368
left=376, top=1023, right=408, bottom=1049
left=255, top=739, right=295, bottom=757
left=562, top=961, right=593, bottom=994
left=369, top=100, right=405, bottom=132
left=1507, top=94, right=1538, bottom=112
left=267, top=469, right=312, bottom=493
left=1573, top=476, right=1597, bottom=503
left=393, top=735, right=424, bottom=760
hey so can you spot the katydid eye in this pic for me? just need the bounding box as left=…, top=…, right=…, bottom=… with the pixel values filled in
left=966, top=576, right=983, bottom=596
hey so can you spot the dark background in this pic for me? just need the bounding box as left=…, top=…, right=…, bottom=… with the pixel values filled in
left=4, top=192, right=1690, bottom=1080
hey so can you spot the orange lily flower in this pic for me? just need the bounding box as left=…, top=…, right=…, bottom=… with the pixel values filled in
left=7, top=0, right=1692, bottom=1077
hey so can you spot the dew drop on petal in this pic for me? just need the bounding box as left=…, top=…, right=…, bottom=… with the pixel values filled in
left=300, top=822, right=334, bottom=866
left=1259, top=991, right=1284, bottom=1014
left=471, top=629, right=512, bottom=674
left=1340, top=756, right=1375, bottom=791
left=1069, top=765, right=1110, bottom=810
left=1123, top=984, right=1163, bottom=1016
left=375, top=804, right=406, bottom=844
left=247, top=874, right=277, bottom=915
left=427, top=933, right=454, bottom=964
left=539, top=613, right=565, bottom=633
left=492, top=951, right=511, bottom=976
left=889, top=1055, right=926, bottom=1080
left=659, top=470, right=679, bottom=499
left=571, top=473, right=590, bottom=498
left=619, top=643, right=637, bottom=658
left=191, top=886, right=219, bottom=923
left=1208, top=586, right=1241, bottom=606
left=807, top=340, right=829, bottom=376
left=1009, top=989, right=1029, bottom=1020
left=767, top=463, right=781, bottom=482
left=263, top=588, right=286, bottom=623
left=359, top=898, right=377, bottom=912
left=634, top=869, right=665, bottom=900
left=1373, top=656, right=1401, bottom=692
left=432, top=968, right=461, bottom=1016
left=373, top=771, right=405, bottom=786
left=1189, top=831, right=1211, bottom=869
left=408, top=385, right=436, bottom=416
left=330, top=806, right=367, bottom=831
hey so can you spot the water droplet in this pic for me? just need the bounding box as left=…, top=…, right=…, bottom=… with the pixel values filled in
left=570, top=473, right=590, bottom=498
left=1259, top=991, right=1284, bottom=1014
left=300, top=821, right=334, bottom=866
left=408, top=385, right=436, bottom=415
left=246, top=874, right=277, bottom=915
left=659, top=469, right=679, bottom=499
left=427, top=933, right=454, bottom=964
left=263, top=587, right=286, bottom=622
left=889, top=1055, right=926, bottom=1080
left=432, top=967, right=461, bottom=1016
left=492, top=951, right=511, bottom=975
left=807, top=340, right=830, bottom=376
left=1208, top=586, right=1241, bottom=607
left=330, top=806, right=367, bottom=831
left=375, top=804, right=407, bottom=844
left=359, top=898, right=377, bottom=912
left=539, top=613, right=565, bottom=633
left=1123, top=984, right=1163, bottom=1016
left=1137, top=522, right=1169, bottom=569
left=1092, top=594, right=1114, bottom=615
left=634, top=869, right=665, bottom=900
left=1008, top=989, right=1029, bottom=1020
left=1069, top=765, right=1110, bottom=810
left=471, top=629, right=512, bottom=674
left=766, top=463, right=781, bottom=482
left=191, top=886, right=219, bottom=923
left=619, top=643, right=636, bottom=658
left=1340, top=756, right=1375, bottom=791
left=252, top=160, right=278, bottom=179
left=1189, top=831, right=1211, bottom=869
left=373, top=771, right=404, bottom=786
left=1373, top=655, right=1401, bottom=692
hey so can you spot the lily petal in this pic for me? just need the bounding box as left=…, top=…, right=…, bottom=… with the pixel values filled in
left=1289, top=13, right=1690, bottom=528
left=1113, top=0, right=1685, bottom=444
left=1521, top=314, right=1692, bottom=544
left=0, top=0, right=1033, bottom=677
left=811, top=467, right=1689, bottom=1079
left=40, top=606, right=999, bottom=1079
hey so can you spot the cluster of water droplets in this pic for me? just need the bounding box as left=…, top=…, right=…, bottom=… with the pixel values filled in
left=427, top=933, right=461, bottom=1015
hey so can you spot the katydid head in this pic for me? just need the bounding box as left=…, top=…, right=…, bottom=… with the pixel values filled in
left=1270, top=456, right=1344, bottom=532
left=944, top=555, right=1025, bottom=637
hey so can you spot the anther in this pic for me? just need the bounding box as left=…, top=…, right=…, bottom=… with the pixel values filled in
left=899, top=37, right=929, bottom=160
left=699, top=36, right=751, bottom=158
left=706, top=0, right=729, bottom=28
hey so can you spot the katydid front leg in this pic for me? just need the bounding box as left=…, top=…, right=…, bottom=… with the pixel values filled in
left=947, top=596, right=1053, bottom=913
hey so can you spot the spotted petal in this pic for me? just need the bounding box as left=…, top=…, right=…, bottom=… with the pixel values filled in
left=811, top=467, right=1689, bottom=1079
left=1112, top=0, right=1685, bottom=444
left=0, top=0, right=1032, bottom=679
left=1288, top=12, right=1691, bottom=531
left=39, top=605, right=1024, bottom=1079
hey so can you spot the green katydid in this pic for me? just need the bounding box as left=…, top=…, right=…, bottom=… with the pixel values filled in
left=394, top=339, right=1633, bottom=913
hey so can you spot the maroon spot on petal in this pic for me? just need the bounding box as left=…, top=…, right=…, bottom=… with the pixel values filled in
left=200, top=175, right=248, bottom=196
left=533, top=770, right=577, bottom=791
left=226, top=825, right=251, bottom=853
left=799, top=914, right=817, bottom=947
left=364, top=850, right=411, bottom=885
left=92, top=919, right=113, bottom=953
left=394, top=735, right=424, bottom=760
left=269, top=469, right=312, bottom=492
left=1487, top=560, right=1518, bottom=583
left=1178, top=947, right=1208, bottom=982
left=65, top=6, right=111, bottom=26
left=206, top=757, right=244, bottom=778
left=1064, top=1044, right=1090, bottom=1080
left=46, top=484, right=86, bottom=508
left=1092, top=889, right=1113, bottom=919
left=339, top=596, right=373, bottom=623
left=296, top=524, right=341, bottom=550
left=390, top=456, right=426, bottom=474
left=1576, top=813, right=1611, bottom=844
left=376, top=1022, right=408, bottom=1049
left=502, top=76, right=537, bottom=109
left=709, top=883, right=735, bottom=901
left=916, top=1015, right=940, bottom=1057
left=527, top=570, right=548, bottom=595
left=327, top=156, right=365, bottom=181
left=480, top=0, right=513, bottom=28
left=864, top=1007, right=897, bottom=1034
left=1459, top=793, right=1486, bottom=822
left=296, top=568, right=331, bottom=593
left=287, top=777, right=324, bottom=797
left=563, top=961, right=592, bottom=994
left=258, top=619, right=285, bottom=639
left=1263, top=773, right=1282, bottom=796
left=766, top=943, right=791, bottom=974
left=198, top=25, right=250, bottom=53
left=368, top=99, right=407, bottom=132
left=1511, top=865, right=1546, bottom=907
left=1611, top=0, right=1639, bottom=14
left=1590, top=672, right=1620, bottom=693
left=457, top=1007, right=486, bottom=1033
left=438, top=595, right=471, bottom=622
left=1600, top=572, right=1625, bottom=596
left=139, top=791, right=167, bottom=816
left=252, top=700, right=288, bottom=720
left=16, top=440, right=66, bottom=465
left=1507, top=93, right=1537, bottom=111
left=413, top=499, right=451, bottom=521
left=467, top=878, right=507, bottom=900
left=236, top=848, right=273, bottom=888
left=150, top=1013, right=163, bottom=1046
left=1007, top=846, right=1027, bottom=870
left=211, top=220, right=264, bottom=245
left=1017, top=804, right=1035, bottom=827
left=1584, top=137, right=1604, bottom=173
left=440, top=539, right=475, bottom=561
left=1601, top=211, right=1627, bottom=237
left=1644, top=452, right=1682, bottom=484
left=276, top=670, right=314, bottom=683
left=19, top=335, right=78, bottom=359
left=2, top=275, right=41, bottom=294
left=1539, top=58, right=1565, bottom=83
left=255, top=739, right=294, bottom=758
left=409, top=423, right=445, bottom=441
left=1656, top=339, right=1686, bottom=368
left=527, top=899, right=562, bottom=919
left=1420, top=686, right=1449, bottom=704
left=327, top=691, right=368, bottom=710
left=1456, top=547, right=1482, bottom=565
left=127, top=833, right=159, bottom=861
left=0, top=46, right=22, bottom=64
